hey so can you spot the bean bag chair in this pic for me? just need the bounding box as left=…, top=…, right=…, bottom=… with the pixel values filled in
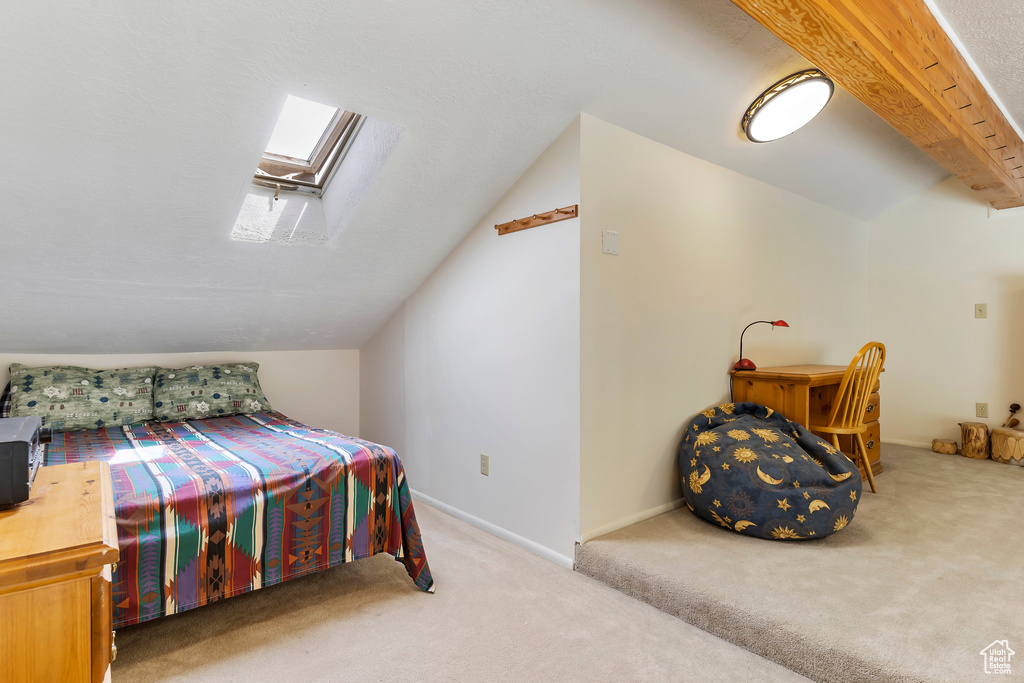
left=678, top=402, right=862, bottom=540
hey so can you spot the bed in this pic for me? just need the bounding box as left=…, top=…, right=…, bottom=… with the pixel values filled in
left=42, top=411, right=434, bottom=628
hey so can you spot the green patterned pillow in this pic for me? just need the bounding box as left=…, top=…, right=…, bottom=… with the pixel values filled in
left=153, top=363, right=272, bottom=422
left=9, top=363, right=158, bottom=432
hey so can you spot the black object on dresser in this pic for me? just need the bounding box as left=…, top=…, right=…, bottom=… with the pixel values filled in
left=0, top=416, right=50, bottom=509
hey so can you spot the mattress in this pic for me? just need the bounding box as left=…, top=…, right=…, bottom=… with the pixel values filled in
left=45, top=412, right=433, bottom=627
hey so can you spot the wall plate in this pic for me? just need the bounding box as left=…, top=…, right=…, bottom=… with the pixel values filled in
left=602, top=230, right=619, bottom=255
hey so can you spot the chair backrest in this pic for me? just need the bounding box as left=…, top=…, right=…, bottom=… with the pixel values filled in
left=825, top=342, right=886, bottom=430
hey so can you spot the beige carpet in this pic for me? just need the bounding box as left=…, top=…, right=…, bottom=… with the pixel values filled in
left=576, top=444, right=1024, bottom=683
left=113, top=502, right=806, bottom=682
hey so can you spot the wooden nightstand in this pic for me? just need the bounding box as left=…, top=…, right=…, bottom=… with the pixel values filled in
left=0, top=461, right=119, bottom=682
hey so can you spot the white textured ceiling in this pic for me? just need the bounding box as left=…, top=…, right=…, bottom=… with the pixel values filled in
left=928, top=0, right=1024, bottom=137
left=1, top=0, right=951, bottom=353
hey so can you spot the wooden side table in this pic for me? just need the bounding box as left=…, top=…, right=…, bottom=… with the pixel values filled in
left=0, top=461, right=119, bottom=682
left=731, top=364, right=883, bottom=481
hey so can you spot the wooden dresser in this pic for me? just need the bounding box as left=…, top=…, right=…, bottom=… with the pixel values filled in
left=0, top=461, right=119, bottom=682
left=731, top=364, right=883, bottom=481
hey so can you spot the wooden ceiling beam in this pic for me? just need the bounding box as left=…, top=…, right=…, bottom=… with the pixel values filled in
left=731, top=0, right=1024, bottom=209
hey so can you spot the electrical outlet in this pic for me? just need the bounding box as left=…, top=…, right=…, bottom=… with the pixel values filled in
left=975, top=303, right=988, bottom=318
left=977, top=403, right=989, bottom=418
left=480, top=454, right=489, bottom=476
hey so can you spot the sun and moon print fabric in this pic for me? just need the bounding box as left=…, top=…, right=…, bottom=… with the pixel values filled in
left=679, top=402, right=862, bottom=540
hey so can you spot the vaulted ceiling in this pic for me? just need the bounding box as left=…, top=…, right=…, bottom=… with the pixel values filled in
left=0, top=0, right=1005, bottom=353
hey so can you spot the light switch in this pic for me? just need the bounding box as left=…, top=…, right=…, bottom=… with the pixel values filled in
left=602, top=230, right=619, bottom=255
left=975, top=303, right=988, bottom=319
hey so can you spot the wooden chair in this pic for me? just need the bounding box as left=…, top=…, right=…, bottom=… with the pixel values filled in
left=810, top=342, right=886, bottom=494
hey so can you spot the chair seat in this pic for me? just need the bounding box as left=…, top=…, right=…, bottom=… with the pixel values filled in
left=810, top=423, right=867, bottom=435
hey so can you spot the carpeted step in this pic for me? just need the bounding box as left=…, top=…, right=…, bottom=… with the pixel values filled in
left=576, top=445, right=1024, bottom=683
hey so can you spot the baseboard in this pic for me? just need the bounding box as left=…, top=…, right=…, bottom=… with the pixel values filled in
left=580, top=498, right=685, bottom=544
left=883, top=438, right=931, bottom=449
left=410, top=489, right=574, bottom=570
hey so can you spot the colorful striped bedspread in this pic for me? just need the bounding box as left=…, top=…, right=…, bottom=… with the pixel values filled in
left=45, top=412, right=433, bottom=628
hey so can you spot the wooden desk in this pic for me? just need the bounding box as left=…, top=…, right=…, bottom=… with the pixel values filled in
left=0, top=461, right=119, bottom=682
left=731, top=364, right=882, bottom=481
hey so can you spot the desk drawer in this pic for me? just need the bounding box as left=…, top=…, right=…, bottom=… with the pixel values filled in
left=811, top=389, right=880, bottom=424
left=862, top=420, right=880, bottom=465
left=863, top=392, right=880, bottom=421
left=839, top=420, right=881, bottom=480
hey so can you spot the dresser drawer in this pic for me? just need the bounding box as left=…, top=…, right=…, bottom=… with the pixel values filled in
left=92, top=565, right=114, bottom=682
left=0, top=578, right=93, bottom=681
left=0, top=463, right=118, bottom=683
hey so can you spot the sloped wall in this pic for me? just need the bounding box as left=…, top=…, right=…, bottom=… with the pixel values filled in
left=360, top=118, right=582, bottom=564
left=579, top=114, right=870, bottom=540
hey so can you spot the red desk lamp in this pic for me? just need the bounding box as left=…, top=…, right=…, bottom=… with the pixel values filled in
left=733, top=320, right=789, bottom=371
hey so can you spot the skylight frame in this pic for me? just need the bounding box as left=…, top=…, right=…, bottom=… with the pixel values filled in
left=262, top=109, right=354, bottom=174
left=255, top=100, right=363, bottom=195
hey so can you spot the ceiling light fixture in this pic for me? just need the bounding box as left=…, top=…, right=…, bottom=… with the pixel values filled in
left=741, top=69, right=834, bottom=143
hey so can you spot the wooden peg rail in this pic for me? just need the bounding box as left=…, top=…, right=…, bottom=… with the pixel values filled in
left=495, top=205, right=578, bottom=236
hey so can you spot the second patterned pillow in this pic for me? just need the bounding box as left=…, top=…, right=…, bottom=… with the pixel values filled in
left=153, top=363, right=272, bottom=422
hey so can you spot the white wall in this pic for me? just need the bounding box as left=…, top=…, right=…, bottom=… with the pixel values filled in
left=0, top=350, right=359, bottom=436
left=360, top=118, right=582, bottom=564
left=579, top=114, right=870, bottom=540
left=868, top=176, right=1024, bottom=446
left=361, top=309, right=407, bottom=458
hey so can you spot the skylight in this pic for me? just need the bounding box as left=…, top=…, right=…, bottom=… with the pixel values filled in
left=265, top=96, right=339, bottom=162
left=255, top=94, right=363, bottom=197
